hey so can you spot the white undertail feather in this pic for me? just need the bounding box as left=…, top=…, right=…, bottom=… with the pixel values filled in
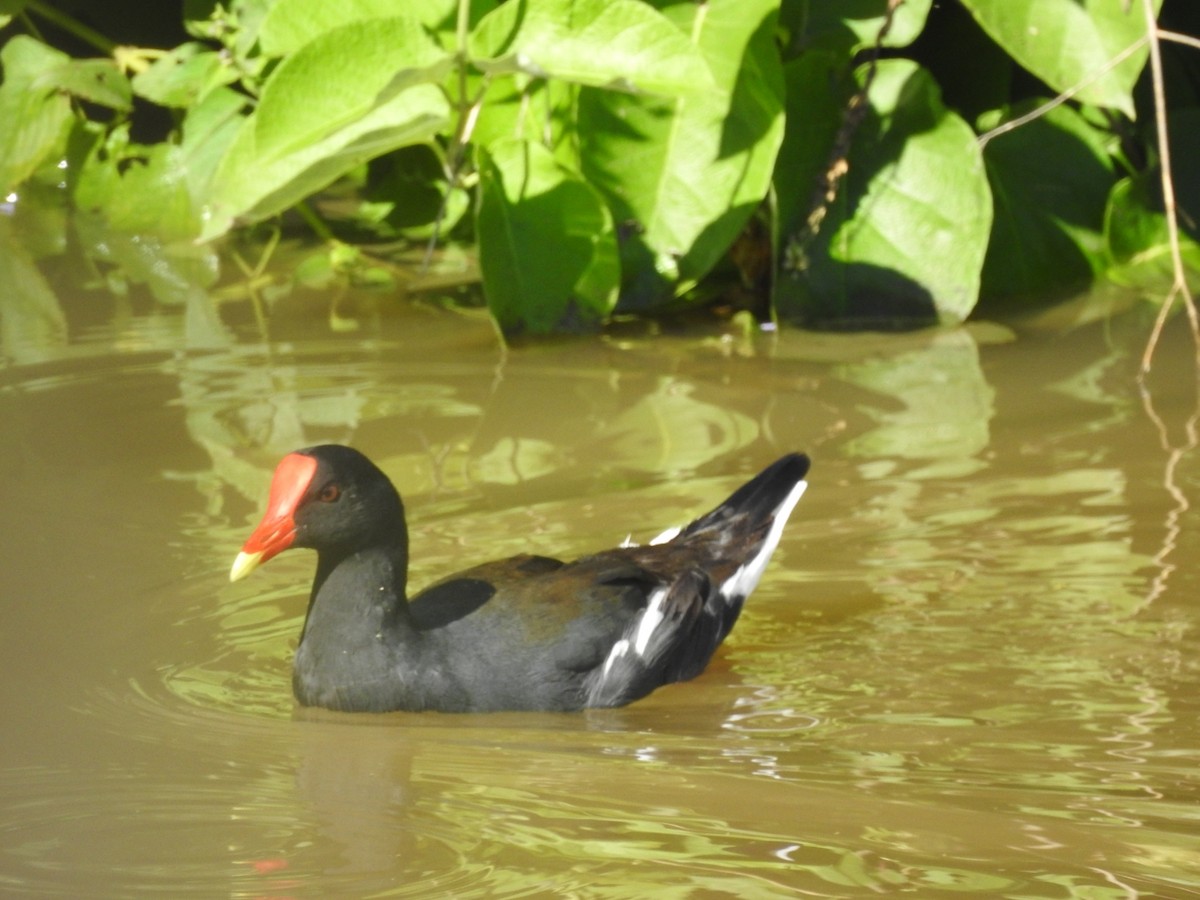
left=620, top=525, right=683, bottom=549
left=649, top=525, right=681, bottom=546
left=718, top=479, right=808, bottom=602
left=598, top=470, right=807, bottom=690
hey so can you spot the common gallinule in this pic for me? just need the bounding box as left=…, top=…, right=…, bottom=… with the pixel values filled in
left=230, top=445, right=810, bottom=712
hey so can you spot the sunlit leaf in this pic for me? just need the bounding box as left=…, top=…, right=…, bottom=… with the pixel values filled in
left=1, top=37, right=130, bottom=112
left=0, top=37, right=74, bottom=193
left=202, top=83, right=449, bottom=239
left=578, top=0, right=784, bottom=307
left=779, top=60, right=992, bottom=326
left=476, top=138, right=619, bottom=334
left=259, top=0, right=496, bottom=54
left=74, top=128, right=201, bottom=239
left=469, top=0, right=713, bottom=95
left=37, top=58, right=129, bottom=111
left=253, top=16, right=451, bottom=160
left=179, top=87, right=248, bottom=201
left=958, top=0, right=1160, bottom=117
left=472, top=77, right=579, bottom=167
left=785, top=0, right=933, bottom=54
left=131, top=42, right=239, bottom=107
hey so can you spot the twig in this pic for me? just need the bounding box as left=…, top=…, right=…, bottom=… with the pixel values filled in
left=784, top=0, right=904, bottom=272
left=1139, top=0, right=1200, bottom=372
left=976, top=38, right=1147, bottom=150
left=1159, top=28, right=1200, bottom=52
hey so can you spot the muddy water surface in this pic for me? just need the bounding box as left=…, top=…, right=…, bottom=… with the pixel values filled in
left=2, top=290, right=1198, bottom=896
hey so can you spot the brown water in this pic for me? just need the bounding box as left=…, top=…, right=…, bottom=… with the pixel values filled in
left=2, top=282, right=1199, bottom=896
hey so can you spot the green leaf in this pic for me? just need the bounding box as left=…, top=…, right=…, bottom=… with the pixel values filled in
left=1104, top=175, right=1200, bottom=287
left=0, top=38, right=73, bottom=194
left=958, top=0, right=1161, bottom=117
left=48, top=59, right=132, bottom=110
left=472, top=77, right=579, bottom=166
left=784, top=0, right=933, bottom=55
left=131, top=42, right=239, bottom=107
left=577, top=0, right=784, bottom=307
left=74, top=129, right=201, bottom=240
left=261, top=0, right=461, bottom=54
left=0, top=36, right=130, bottom=111
left=476, top=139, right=619, bottom=334
left=980, top=103, right=1115, bottom=300
left=363, top=144, right=470, bottom=238
left=254, top=16, right=451, bottom=160
left=779, top=59, right=992, bottom=326
left=179, top=87, right=249, bottom=201
left=201, top=83, right=449, bottom=240
left=469, top=0, right=713, bottom=95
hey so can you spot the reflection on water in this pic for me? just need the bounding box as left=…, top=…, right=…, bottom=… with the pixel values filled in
left=1, top=280, right=1199, bottom=896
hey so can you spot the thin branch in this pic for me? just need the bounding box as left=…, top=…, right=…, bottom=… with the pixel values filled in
left=1159, top=29, right=1200, bottom=52
left=976, top=38, right=1147, bottom=150
left=1139, top=0, right=1200, bottom=372
left=784, top=0, right=904, bottom=272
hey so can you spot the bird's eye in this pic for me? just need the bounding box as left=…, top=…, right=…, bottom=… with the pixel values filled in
left=317, top=483, right=341, bottom=503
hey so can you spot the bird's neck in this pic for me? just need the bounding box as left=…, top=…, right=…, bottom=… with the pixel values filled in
left=293, top=542, right=421, bottom=710
left=302, top=542, right=413, bottom=644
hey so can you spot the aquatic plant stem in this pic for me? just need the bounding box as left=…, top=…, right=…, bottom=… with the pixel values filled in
left=1139, top=0, right=1200, bottom=372
left=421, top=0, right=487, bottom=272
left=295, top=200, right=336, bottom=244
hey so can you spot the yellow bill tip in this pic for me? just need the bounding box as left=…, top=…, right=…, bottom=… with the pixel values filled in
left=229, top=550, right=264, bottom=583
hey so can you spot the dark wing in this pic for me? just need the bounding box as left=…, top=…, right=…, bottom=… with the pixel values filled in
left=416, top=552, right=662, bottom=711
left=408, top=554, right=564, bottom=630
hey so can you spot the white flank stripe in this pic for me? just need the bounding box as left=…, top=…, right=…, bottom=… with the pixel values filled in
left=719, top=479, right=807, bottom=601
left=602, top=638, right=630, bottom=676
left=633, top=587, right=669, bottom=656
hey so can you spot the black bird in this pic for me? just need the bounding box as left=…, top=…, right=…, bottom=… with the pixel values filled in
left=231, top=445, right=810, bottom=713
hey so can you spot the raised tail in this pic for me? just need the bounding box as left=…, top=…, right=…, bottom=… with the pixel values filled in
left=686, top=452, right=810, bottom=606
left=584, top=454, right=810, bottom=707
left=685, top=454, right=810, bottom=536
